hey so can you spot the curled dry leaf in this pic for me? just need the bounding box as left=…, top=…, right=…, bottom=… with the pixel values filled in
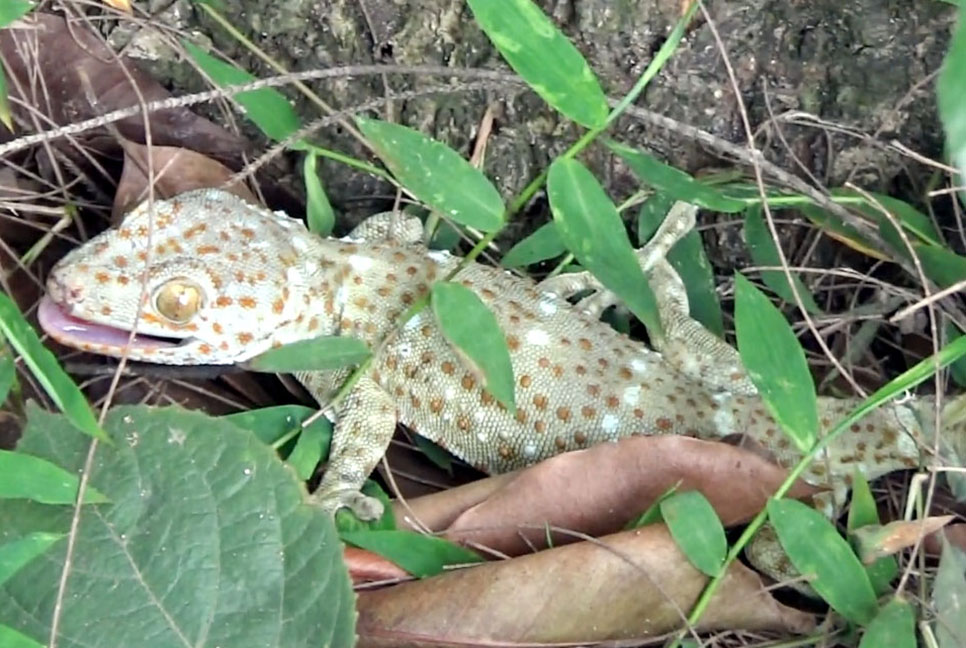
left=854, top=516, right=957, bottom=563
left=925, top=523, right=966, bottom=555
left=345, top=546, right=411, bottom=585
left=113, top=141, right=257, bottom=220
left=356, top=525, right=815, bottom=646
left=396, top=435, right=819, bottom=557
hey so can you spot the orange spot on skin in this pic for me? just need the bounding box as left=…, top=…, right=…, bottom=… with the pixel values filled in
left=506, top=335, right=520, bottom=351
left=95, top=272, right=110, bottom=283
left=238, top=297, right=257, bottom=309
left=619, top=367, right=632, bottom=380
left=556, top=407, right=571, bottom=422
left=574, top=431, right=588, bottom=445
left=606, top=396, right=619, bottom=409
left=582, top=406, right=596, bottom=419
left=216, top=296, right=233, bottom=307
left=461, top=375, right=475, bottom=390
left=240, top=228, right=256, bottom=239
left=196, top=245, right=220, bottom=255
left=587, top=384, right=600, bottom=397
left=198, top=343, right=212, bottom=354
left=114, top=256, right=128, bottom=268
left=534, top=420, right=546, bottom=434
left=237, top=332, right=254, bottom=344
left=273, top=299, right=284, bottom=314
left=656, top=417, right=673, bottom=431
left=184, top=223, right=206, bottom=239
left=578, top=338, right=592, bottom=351
left=430, top=397, right=443, bottom=413
left=100, top=306, right=112, bottom=316
left=441, top=361, right=455, bottom=375
left=481, top=391, right=495, bottom=406
left=532, top=394, right=548, bottom=410
left=519, top=375, right=532, bottom=388
left=212, top=323, right=223, bottom=334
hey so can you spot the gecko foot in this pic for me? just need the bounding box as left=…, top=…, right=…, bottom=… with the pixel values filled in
left=313, top=487, right=385, bottom=521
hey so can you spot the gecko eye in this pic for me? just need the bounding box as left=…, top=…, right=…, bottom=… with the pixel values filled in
left=154, top=279, right=204, bottom=324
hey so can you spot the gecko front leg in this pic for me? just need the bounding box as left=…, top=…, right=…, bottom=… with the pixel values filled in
left=312, top=375, right=397, bottom=520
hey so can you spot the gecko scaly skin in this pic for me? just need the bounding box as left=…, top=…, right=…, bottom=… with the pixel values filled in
left=39, top=189, right=938, bottom=526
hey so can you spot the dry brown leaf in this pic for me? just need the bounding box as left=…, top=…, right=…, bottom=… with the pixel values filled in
left=101, top=0, right=132, bottom=12
left=356, top=525, right=815, bottom=646
left=397, top=435, right=819, bottom=556
left=113, top=142, right=257, bottom=219
left=346, top=546, right=412, bottom=585
left=854, top=516, right=956, bottom=563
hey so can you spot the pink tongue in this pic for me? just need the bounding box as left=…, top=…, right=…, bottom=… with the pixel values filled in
left=37, top=297, right=175, bottom=350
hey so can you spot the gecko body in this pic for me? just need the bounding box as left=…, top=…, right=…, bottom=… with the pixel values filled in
left=39, top=189, right=931, bottom=522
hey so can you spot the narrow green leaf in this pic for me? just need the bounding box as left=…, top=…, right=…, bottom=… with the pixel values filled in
left=734, top=274, right=818, bottom=453
left=0, top=450, right=107, bottom=504
left=182, top=41, right=301, bottom=142
left=303, top=151, right=334, bottom=236
left=0, top=66, right=12, bottom=133
left=859, top=598, right=916, bottom=648
left=609, top=142, right=746, bottom=213
left=222, top=404, right=320, bottom=445
left=287, top=419, right=328, bottom=481
left=767, top=498, right=878, bottom=625
left=466, top=0, right=607, bottom=128
left=0, top=346, right=16, bottom=405
left=932, top=539, right=966, bottom=648
left=0, top=294, right=107, bottom=441
left=938, top=8, right=966, bottom=179
left=0, top=625, right=44, bottom=648
left=413, top=435, right=454, bottom=473
left=946, top=321, right=966, bottom=388
left=340, top=530, right=483, bottom=578
left=847, top=467, right=898, bottom=595
left=356, top=117, right=505, bottom=232
left=0, top=533, right=64, bottom=586
left=833, top=188, right=942, bottom=247
left=0, top=0, right=32, bottom=26
left=743, top=206, right=822, bottom=314
left=625, top=483, right=680, bottom=529
left=638, top=195, right=724, bottom=337
left=660, top=491, right=726, bottom=577
left=246, top=336, right=370, bottom=373
left=501, top=221, right=566, bottom=267
left=547, top=158, right=661, bottom=339
left=917, top=244, right=966, bottom=289
left=431, top=282, right=515, bottom=412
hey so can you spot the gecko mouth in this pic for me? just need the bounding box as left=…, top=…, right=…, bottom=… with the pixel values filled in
left=37, top=296, right=183, bottom=352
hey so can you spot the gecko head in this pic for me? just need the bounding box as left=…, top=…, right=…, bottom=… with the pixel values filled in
left=39, top=188, right=321, bottom=365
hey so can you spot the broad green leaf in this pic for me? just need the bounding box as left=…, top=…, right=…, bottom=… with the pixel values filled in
left=847, top=467, right=897, bottom=595
left=609, top=142, right=746, bottom=213
left=340, top=529, right=483, bottom=578
left=356, top=117, right=504, bottom=232
left=917, top=244, right=966, bottom=289
left=743, top=206, right=822, bottom=314
left=0, top=66, right=11, bottom=132
left=547, top=158, right=661, bottom=339
left=0, top=532, right=63, bottom=586
left=0, top=450, right=107, bottom=504
left=501, top=221, right=566, bottom=267
left=303, top=151, right=334, bottom=235
left=0, top=625, right=44, bottom=648
left=859, top=598, right=916, bottom=648
left=183, top=41, right=301, bottom=142
left=431, top=282, right=515, bottom=411
left=223, top=404, right=320, bottom=445
left=767, top=498, right=877, bottom=625
left=0, top=294, right=107, bottom=441
left=0, top=346, right=16, bottom=404
left=0, top=405, right=356, bottom=647
left=938, top=7, right=966, bottom=179
left=247, top=335, right=371, bottom=372
left=660, top=491, right=726, bottom=577
left=466, top=0, right=607, bottom=128
left=933, top=539, right=966, bottom=648
left=734, top=274, right=818, bottom=453
left=286, top=417, right=328, bottom=480
left=638, top=195, right=724, bottom=337
left=625, top=483, right=679, bottom=529
left=0, top=0, right=32, bottom=27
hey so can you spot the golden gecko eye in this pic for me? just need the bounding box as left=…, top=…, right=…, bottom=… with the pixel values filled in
left=154, top=279, right=203, bottom=324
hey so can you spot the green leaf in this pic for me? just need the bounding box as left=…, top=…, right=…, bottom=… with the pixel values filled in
left=625, top=483, right=679, bottom=529
left=286, top=418, right=328, bottom=481
left=932, top=539, right=966, bottom=648
left=767, top=498, right=878, bottom=625
left=0, top=404, right=356, bottom=647
left=0, top=532, right=63, bottom=586
left=303, top=151, right=334, bottom=236
left=859, top=598, right=916, bottom=648
left=938, top=7, right=966, bottom=179
left=0, top=625, right=44, bottom=648
left=0, top=0, right=32, bottom=27
left=182, top=41, right=301, bottom=142
left=222, top=404, right=320, bottom=445
left=501, top=221, right=566, bottom=267
left=547, top=158, right=661, bottom=339
left=0, top=450, right=107, bottom=504
left=336, top=481, right=396, bottom=532
left=356, top=116, right=504, bottom=232
left=466, top=0, right=607, bottom=128
left=734, top=274, right=818, bottom=453
left=946, top=321, right=966, bottom=388
left=743, top=206, right=822, bottom=314
left=0, top=346, right=16, bottom=405
left=917, top=244, right=966, bottom=289
left=638, top=195, right=724, bottom=337
left=340, top=529, right=483, bottom=578
left=246, top=335, right=371, bottom=373
left=834, top=188, right=942, bottom=247
left=0, top=65, right=11, bottom=133
left=0, top=293, right=107, bottom=441
left=413, top=435, right=454, bottom=473
left=609, top=142, right=746, bottom=213
left=660, top=491, right=726, bottom=577
left=847, top=467, right=898, bottom=595
left=431, top=282, right=515, bottom=412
